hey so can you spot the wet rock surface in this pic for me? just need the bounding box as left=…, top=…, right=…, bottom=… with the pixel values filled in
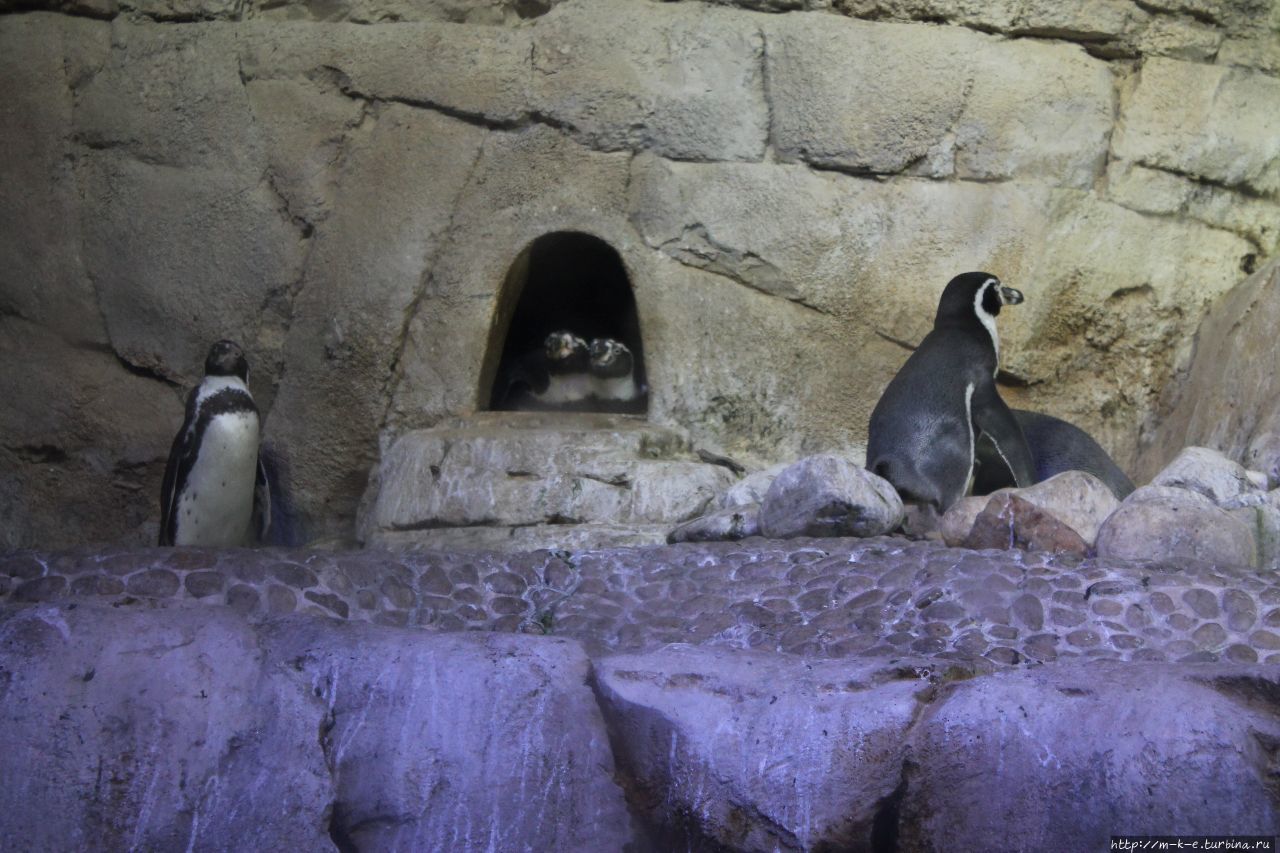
left=6, top=537, right=1280, bottom=665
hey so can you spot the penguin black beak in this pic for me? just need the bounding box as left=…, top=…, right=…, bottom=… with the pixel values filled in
left=999, top=286, right=1024, bottom=306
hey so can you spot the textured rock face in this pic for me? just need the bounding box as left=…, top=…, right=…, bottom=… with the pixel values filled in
left=1141, top=260, right=1280, bottom=485
left=2, top=0, right=1277, bottom=546
left=1096, top=485, right=1259, bottom=568
left=759, top=455, right=904, bottom=539
left=5, top=595, right=1279, bottom=851
left=0, top=603, right=631, bottom=851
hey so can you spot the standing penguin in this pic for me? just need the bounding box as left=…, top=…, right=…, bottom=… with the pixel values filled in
left=159, top=340, right=270, bottom=547
left=866, top=272, right=1035, bottom=515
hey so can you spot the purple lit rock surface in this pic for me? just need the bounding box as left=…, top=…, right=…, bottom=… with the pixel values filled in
left=4, top=538, right=1280, bottom=850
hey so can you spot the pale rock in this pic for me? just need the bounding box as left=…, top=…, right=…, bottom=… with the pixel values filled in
left=667, top=503, right=761, bottom=544
left=630, top=461, right=735, bottom=524
left=720, top=463, right=788, bottom=509
left=1150, top=446, right=1260, bottom=506
left=759, top=455, right=903, bottom=539
left=1095, top=486, right=1258, bottom=567
left=940, top=495, right=990, bottom=547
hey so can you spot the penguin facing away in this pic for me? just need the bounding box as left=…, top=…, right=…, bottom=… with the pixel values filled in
left=866, top=272, right=1035, bottom=514
left=973, top=409, right=1136, bottom=499
left=159, top=340, right=270, bottom=547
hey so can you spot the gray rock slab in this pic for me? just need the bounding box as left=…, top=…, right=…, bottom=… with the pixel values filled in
left=594, top=646, right=935, bottom=850
left=667, top=503, right=761, bottom=544
left=0, top=603, right=333, bottom=851
left=900, top=663, right=1280, bottom=847
left=260, top=619, right=632, bottom=852
left=760, top=455, right=904, bottom=539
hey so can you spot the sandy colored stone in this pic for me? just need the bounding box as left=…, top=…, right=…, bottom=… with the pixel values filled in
left=1095, top=486, right=1258, bottom=567
left=965, top=493, right=1091, bottom=557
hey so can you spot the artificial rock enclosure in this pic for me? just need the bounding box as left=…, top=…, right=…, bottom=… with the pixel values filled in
left=3, top=0, right=1280, bottom=849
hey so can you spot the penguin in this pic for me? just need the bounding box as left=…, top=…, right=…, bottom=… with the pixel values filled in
left=972, top=409, right=1136, bottom=499
left=496, top=330, right=591, bottom=410
left=866, top=272, right=1035, bottom=516
left=587, top=337, right=644, bottom=410
left=159, top=340, right=271, bottom=547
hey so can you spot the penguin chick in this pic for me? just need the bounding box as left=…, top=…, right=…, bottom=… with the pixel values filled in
left=866, top=272, right=1035, bottom=515
left=587, top=338, right=640, bottom=402
left=972, top=409, right=1136, bottom=499
left=159, top=340, right=271, bottom=547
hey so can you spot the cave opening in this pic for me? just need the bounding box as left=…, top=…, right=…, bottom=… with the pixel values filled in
left=482, top=232, right=648, bottom=415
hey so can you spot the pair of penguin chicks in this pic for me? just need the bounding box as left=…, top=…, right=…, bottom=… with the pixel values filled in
left=499, top=331, right=641, bottom=409
left=866, top=271, right=1134, bottom=527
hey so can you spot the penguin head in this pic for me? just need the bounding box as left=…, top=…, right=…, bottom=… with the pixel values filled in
left=936, top=272, right=1023, bottom=326
left=204, top=339, right=249, bottom=382
left=543, top=330, right=588, bottom=368
left=588, top=338, right=633, bottom=377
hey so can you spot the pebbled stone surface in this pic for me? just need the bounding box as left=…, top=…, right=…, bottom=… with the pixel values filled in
left=5, top=537, right=1280, bottom=665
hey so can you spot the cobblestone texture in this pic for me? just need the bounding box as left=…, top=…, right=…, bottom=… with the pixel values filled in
left=4, top=538, right=1279, bottom=666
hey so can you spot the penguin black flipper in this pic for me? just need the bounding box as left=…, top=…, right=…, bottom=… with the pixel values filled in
left=973, top=410, right=1136, bottom=498
left=158, top=385, right=202, bottom=546
left=969, top=382, right=1035, bottom=489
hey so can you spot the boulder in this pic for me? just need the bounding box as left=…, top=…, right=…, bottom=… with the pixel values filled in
left=1095, top=486, right=1258, bottom=567
left=759, top=456, right=904, bottom=539
left=1149, top=446, right=1261, bottom=506
left=668, top=503, right=761, bottom=544
left=963, top=493, right=1091, bottom=557
left=719, top=463, right=787, bottom=509
left=594, top=646, right=931, bottom=850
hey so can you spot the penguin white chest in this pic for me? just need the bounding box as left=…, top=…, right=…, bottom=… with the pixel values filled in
left=175, top=411, right=259, bottom=547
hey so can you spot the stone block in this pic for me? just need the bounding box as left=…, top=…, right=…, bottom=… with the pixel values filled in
left=760, top=455, right=903, bottom=539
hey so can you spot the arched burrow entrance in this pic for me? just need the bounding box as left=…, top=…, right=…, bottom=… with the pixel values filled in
left=480, top=232, right=648, bottom=415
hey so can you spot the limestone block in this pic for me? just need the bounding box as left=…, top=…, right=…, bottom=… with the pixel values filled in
left=765, top=16, right=1113, bottom=187
left=1150, top=446, right=1260, bottom=505
left=247, top=0, right=567, bottom=24
left=1114, top=58, right=1280, bottom=196
left=900, top=664, right=1280, bottom=846
left=1095, top=486, right=1258, bottom=567
left=760, top=455, right=903, bottom=539
left=630, top=461, right=734, bottom=524
left=240, top=21, right=533, bottom=125
left=964, top=493, right=1091, bottom=557
left=594, top=646, right=926, bottom=850
left=529, top=0, right=767, bottom=161
left=667, top=503, right=761, bottom=544
left=0, top=15, right=109, bottom=344
left=261, top=620, right=632, bottom=850
left=0, top=603, right=332, bottom=851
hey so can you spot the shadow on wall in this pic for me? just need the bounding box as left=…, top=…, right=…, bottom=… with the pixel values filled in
left=481, top=231, right=648, bottom=415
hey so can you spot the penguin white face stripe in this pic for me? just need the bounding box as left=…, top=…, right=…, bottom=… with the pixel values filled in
left=973, top=278, right=1000, bottom=365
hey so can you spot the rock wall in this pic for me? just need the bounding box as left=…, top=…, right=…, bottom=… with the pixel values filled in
left=1, top=0, right=1276, bottom=547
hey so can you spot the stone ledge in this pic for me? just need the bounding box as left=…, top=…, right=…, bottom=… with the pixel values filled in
left=4, top=537, right=1279, bottom=664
